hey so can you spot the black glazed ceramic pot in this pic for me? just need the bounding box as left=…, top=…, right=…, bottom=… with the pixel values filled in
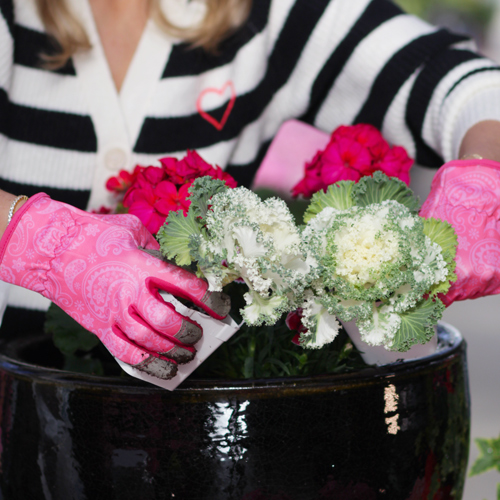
left=0, top=323, right=469, bottom=500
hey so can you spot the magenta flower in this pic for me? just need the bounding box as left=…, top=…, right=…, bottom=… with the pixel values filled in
left=292, top=124, right=414, bottom=198
left=376, top=146, right=413, bottom=186
left=154, top=181, right=192, bottom=216
left=106, top=165, right=145, bottom=194
left=320, top=138, right=373, bottom=185
left=125, top=185, right=166, bottom=234
left=111, top=150, right=238, bottom=234
left=332, top=123, right=389, bottom=161
left=125, top=181, right=193, bottom=235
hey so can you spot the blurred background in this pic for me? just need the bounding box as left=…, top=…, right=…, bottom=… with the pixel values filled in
left=393, top=0, right=500, bottom=498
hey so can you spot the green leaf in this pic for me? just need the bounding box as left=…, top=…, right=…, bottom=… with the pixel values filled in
left=44, top=304, right=99, bottom=355
left=157, top=209, right=201, bottom=266
left=470, top=436, right=500, bottom=476
left=353, top=171, right=420, bottom=213
left=304, top=181, right=355, bottom=222
left=188, top=176, right=228, bottom=220
left=422, top=217, right=458, bottom=297
left=63, top=353, right=104, bottom=376
left=391, top=298, right=444, bottom=351
left=422, top=217, right=457, bottom=260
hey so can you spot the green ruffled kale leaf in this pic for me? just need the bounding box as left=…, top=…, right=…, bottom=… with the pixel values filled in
left=304, top=172, right=419, bottom=224
left=391, top=297, right=445, bottom=351
left=188, top=176, right=228, bottom=220
left=303, top=181, right=355, bottom=222
left=422, top=217, right=458, bottom=296
left=157, top=209, right=201, bottom=266
left=353, top=171, right=420, bottom=213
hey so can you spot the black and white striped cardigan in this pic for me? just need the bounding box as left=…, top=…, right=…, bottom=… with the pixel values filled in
left=1, top=0, right=500, bottom=322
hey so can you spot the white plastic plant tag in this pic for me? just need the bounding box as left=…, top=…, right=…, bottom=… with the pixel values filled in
left=114, top=291, right=241, bottom=390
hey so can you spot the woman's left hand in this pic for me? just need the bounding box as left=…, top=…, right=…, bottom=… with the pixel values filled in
left=420, top=158, right=500, bottom=306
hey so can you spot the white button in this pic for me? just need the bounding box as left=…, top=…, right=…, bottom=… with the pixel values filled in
left=104, top=147, right=128, bottom=171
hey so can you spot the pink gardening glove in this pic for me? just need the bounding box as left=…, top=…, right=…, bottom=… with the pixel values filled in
left=420, top=159, right=500, bottom=306
left=0, top=194, right=230, bottom=379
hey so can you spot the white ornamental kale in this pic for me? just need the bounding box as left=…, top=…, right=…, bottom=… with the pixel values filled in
left=298, top=173, right=457, bottom=352
left=158, top=177, right=314, bottom=326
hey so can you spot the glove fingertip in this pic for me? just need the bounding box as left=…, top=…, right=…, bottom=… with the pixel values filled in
left=200, top=291, right=231, bottom=319
left=133, top=354, right=178, bottom=380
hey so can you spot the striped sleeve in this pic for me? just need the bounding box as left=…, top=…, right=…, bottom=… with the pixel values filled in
left=220, top=0, right=500, bottom=186
left=0, top=0, right=14, bottom=135
left=299, top=0, right=500, bottom=165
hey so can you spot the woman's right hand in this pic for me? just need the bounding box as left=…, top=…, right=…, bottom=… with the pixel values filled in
left=0, top=193, right=230, bottom=380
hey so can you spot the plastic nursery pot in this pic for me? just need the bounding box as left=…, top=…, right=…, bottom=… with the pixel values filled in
left=0, top=323, right=469, bottom=500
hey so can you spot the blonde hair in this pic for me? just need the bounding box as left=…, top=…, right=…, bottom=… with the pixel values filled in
left=36, top=0, right=252, bottom=69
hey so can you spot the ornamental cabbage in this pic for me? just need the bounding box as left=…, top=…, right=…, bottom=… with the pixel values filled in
left=158, top=177, right=314, bottom=326
left=298, top=173, right=457, bottom=352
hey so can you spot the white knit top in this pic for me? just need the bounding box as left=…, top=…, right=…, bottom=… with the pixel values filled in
left=1, top=0, right=500, bottom=316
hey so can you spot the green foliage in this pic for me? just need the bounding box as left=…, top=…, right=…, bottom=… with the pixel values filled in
left=44, top=304, right=105, bottom=375
left=193, top=281, right=366, bottom=379
left=394, top=0, right=492, bottom=25
left=44, top=304, right=100, bottom=355
left=470, top=434, right=500, bottom=500
left=471, top=435, right=500, bottom=476
left=193, top=315, right=366, bottom=380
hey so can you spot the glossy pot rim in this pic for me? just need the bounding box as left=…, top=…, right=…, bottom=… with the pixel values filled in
left=0, top=321, right=464, bottom=394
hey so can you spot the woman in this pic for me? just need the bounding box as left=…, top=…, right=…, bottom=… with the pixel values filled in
left=0, top=0, right=498, bottom=379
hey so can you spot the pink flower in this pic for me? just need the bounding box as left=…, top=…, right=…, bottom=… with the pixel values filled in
left=143, top=166, right=166, bottom=185
left=154, top=181, right=192, bottom=216
left=122, top=167, right=167, bottom=207
left=332, top=124, right=389, bottom=161
left=124, top=181, right=193, bottom=234
left=292, top=124, right=413, bottom=198
left=124, top=185, right=166, bottom=234
left=208, top=165, right=238, bottom=188
left=376, top=146, right=413, bottom=185
left=291, top=152, right=325, bottom=198
left=106, top=165, right=145, bottom=193
left=286, top=308, right=308, bottom=345
left=285, top=308, right=307, bottom=333
left=91, top=206, right=112, bottom=214
left=320, top=138, right=373, bottom=185
left=179, top=150, right=214, bottom=179
left=108, top=150, right=237, bottom=233
left=160, top=150, right=210, bottom=183
left=159, top=150, right=237, bottom=188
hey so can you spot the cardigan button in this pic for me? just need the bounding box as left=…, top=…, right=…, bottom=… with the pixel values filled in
left=104, top=147, right=128, bottom=170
